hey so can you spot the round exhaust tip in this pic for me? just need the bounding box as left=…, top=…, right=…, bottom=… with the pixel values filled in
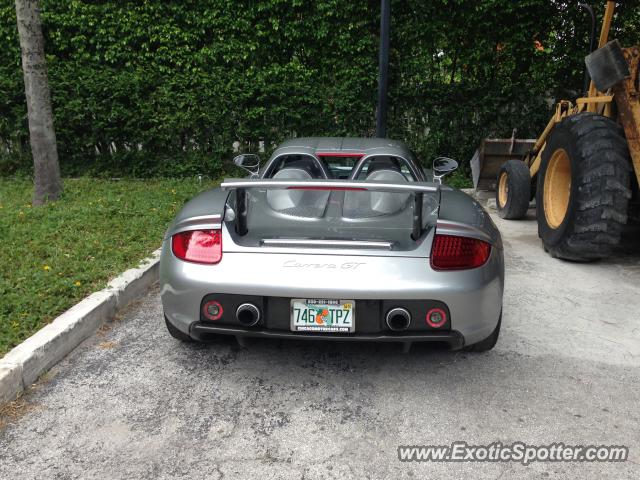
left=236, top=303, right=260, bottom=327
left=386, top=308, right=411, bottom=332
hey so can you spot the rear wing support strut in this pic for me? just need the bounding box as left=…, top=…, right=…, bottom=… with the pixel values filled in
left=411, top=192, right=423, bottom=241
left=235, top=188, right=248, bottom=236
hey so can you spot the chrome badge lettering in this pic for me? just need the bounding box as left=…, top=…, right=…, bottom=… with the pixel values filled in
left=283, top=260, right=365, bottom=270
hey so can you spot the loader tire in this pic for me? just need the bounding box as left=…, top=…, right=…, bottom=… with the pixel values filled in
left=496, top=160, right=531, bottom=219
left=536, top=112, right=632, bottom=261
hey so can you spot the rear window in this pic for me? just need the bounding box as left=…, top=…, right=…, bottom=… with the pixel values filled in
left=356, top=155, right=416, bottom=181
left=319, top=156, right=361, bottom=179
left=268, top=154, right=325, bottom=178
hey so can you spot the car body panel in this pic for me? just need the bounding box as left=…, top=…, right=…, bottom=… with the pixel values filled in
left=160, top=137, right=505, bottom=348
left=160, top=228, right=503, bottom=346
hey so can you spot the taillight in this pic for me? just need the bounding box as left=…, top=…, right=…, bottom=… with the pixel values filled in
left=171, top=229, right=222, bottom=264
left=430, top=234, right=491, bottom=270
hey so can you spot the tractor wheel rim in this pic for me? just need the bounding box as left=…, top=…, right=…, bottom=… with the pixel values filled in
left=544, top=148, right=571, bottom=229
left=498, top=172, right=508, bottom=208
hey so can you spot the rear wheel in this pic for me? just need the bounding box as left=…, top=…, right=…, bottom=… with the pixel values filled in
left=496, top=160, right=531, bottom=219
left=536, top=113, right=632, bottom=261
left=164, top=315, right=193, bottom=342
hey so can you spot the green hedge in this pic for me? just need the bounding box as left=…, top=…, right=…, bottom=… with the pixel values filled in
left=1, top=0, right=639, bottom=177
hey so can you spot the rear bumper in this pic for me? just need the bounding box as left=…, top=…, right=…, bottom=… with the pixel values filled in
left=189, top=322, right=465, bottom=349
left=160, top=239, right=504, bottom=347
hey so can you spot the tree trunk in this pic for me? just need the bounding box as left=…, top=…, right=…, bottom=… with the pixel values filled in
left=15, top=0, right=62, bottom=205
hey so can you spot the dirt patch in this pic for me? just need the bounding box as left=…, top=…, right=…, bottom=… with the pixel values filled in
left=0, top=396, right=36, bottom=430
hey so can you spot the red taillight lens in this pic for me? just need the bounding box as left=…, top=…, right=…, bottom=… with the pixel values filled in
left=430, top=234, right=491, bottom=270
left=171, top=229, right=222, bottom=264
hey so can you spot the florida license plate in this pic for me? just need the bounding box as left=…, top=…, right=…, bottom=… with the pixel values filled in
left=290, top=299, right=355, bottom=333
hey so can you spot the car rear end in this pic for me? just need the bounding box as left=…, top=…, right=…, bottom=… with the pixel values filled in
left=160, top=180, right=504, bottom=349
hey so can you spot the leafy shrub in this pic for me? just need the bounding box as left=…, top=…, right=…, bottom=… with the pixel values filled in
left=0, top=0, right=638, bottom=177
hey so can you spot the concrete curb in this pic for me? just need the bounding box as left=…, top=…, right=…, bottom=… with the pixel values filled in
left=0, top=249, right=161, bottom=403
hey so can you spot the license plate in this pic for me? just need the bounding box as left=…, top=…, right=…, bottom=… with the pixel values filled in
left=290, top=299, right=355, bottom=333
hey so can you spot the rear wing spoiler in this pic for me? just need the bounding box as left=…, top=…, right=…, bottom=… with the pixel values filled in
left=220, top=178, right=440, bottom=240
left=220, top=178, right=439, bottom=194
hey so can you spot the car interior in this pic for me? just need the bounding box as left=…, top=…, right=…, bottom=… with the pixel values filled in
left=267, top=154, right=329, bottom=179
left=266, top=154, right=418, bottom=181
left=262, top=154, right=417, bottom=218
left=266, top=155, right=330, bottom=214
left=354, top=156, right=417, bottom=181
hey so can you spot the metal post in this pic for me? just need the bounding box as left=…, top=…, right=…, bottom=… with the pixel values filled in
left=376, top=0, right=390, bottom=138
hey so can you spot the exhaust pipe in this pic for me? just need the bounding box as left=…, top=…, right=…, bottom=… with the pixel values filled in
left=236, top=303, right=260, bottom=327
left=386, top=308, right=411, bottom=332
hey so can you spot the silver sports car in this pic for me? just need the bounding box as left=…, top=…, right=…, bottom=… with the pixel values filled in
left=160, top=138, right=504, bottom=352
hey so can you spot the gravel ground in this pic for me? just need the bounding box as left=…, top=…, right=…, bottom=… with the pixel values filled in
left=1, top=211, right=639, bottom=479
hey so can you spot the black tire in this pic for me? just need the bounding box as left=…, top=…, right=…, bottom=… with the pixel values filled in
left=536, top=112, right=632, bottom=261
left=164, top=315, right=193, bottom=342
left=465, top=314, right=501, bottom=352
left=496, top=160, right=531, bottom=219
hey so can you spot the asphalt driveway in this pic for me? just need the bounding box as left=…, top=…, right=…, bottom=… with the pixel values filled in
left=1, top=211, right=639, bottom=479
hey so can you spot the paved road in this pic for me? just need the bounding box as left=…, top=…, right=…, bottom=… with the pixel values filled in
left=1, top=212, right=640, bottom=479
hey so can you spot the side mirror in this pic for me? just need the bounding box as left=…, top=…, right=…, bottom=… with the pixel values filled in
left=233, top=154, right=261, bottom=177
left=432, top=157, right=459, bottom=184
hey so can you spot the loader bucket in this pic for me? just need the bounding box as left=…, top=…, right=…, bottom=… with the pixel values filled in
left=471, top=138, right=536, bottom=190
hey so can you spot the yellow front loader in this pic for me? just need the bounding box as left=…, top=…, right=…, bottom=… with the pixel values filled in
left=471, top=1, right=640, bottom=260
